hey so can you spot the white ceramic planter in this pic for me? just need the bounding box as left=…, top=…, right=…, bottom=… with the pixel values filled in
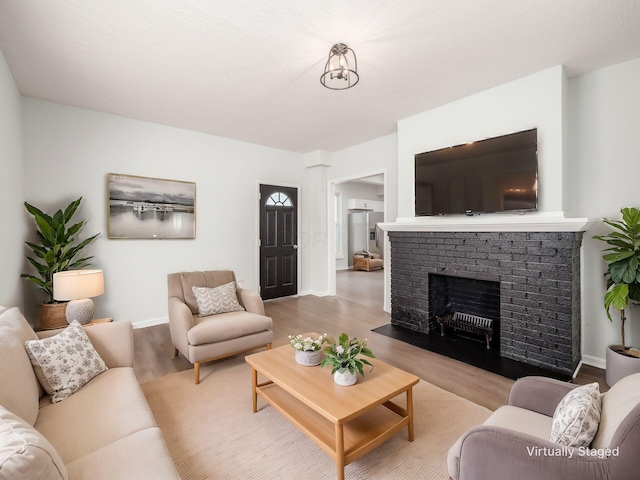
left=606, top=345, right=640, bottom=387
left=334, top=369, right=357, bottom=386
left=295, top=349, right=322, bottom=366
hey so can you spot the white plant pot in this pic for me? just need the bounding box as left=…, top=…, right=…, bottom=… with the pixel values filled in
left=606, top=345, right=640, bottom=387
left=334, top=369, right=357, bottom=386
left=295, top=349, right=322, bottom=366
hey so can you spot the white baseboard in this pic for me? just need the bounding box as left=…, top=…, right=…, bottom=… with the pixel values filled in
left=132, top=316, right=168, bottom=329
left=298, top=290, right=332, bottom=297
left=581, top=354, right=606, bottom=370
left=336, top=266, right=350, bottom=271
left=572, top=361, right=583, bottom=379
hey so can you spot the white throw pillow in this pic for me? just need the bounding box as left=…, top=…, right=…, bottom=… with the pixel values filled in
left=24, top=321, right=108, bottom=403
left=550, top=382, right=601, bottom=447
left=0, top=405, right=68, bottom=479
left=192, top=282, right=245, bottom=316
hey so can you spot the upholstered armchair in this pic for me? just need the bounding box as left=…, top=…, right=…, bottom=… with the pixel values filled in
left=447, top=374, right=640, bottom=480
left=167, top=270, right=273, bottom=384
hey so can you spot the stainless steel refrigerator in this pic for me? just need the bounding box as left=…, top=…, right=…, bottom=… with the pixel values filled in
left=348, top=211, right=384, bottom=266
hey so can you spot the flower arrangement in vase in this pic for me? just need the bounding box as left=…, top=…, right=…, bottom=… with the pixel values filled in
left=320, top=333, right=375, bottom=386
left=289, top=333, right=327, bottom=366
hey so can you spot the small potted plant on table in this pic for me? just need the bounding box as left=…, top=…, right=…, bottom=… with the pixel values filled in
left=321, top=333, right=375, bottom=386
left=289, top=333, right=327, bottom=366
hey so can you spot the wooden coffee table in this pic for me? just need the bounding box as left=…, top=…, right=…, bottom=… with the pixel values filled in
left=245, top=337, right=419, bottom=480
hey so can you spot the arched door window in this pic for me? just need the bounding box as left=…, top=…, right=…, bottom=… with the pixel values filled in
left=266, top=191, right=293, bottom=207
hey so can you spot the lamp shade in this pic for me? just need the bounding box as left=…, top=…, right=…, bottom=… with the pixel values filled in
left=53, top=270, right=104, bottom=301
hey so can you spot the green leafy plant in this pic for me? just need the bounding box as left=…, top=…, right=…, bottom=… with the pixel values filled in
left=320, top=333, right=375, bottom=376
left=593, top=207, right=640, bottom=356
left=21, top=197, right=100, bottom=303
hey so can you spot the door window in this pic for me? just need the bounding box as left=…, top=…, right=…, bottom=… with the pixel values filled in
left=266, top=192, right=293, bottom=207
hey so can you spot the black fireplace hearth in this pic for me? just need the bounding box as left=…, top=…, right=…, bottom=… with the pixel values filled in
left=372, top=323, right=570, bottom=381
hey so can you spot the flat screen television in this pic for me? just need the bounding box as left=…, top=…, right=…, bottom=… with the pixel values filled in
left=414, top=128, right=538, bottom=216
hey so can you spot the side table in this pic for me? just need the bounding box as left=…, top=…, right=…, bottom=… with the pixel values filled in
left=84, top=318, right=113, bottom=326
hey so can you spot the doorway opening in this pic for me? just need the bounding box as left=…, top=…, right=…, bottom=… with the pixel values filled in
left=328, top=171, right=387, bottom=311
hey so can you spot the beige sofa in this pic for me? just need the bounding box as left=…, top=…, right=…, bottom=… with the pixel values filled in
left=0, top=305, right=179, bottom=479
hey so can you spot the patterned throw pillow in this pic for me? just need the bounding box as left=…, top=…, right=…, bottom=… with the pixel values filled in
left=550, top=382, right=601, bottom=447
left=24, top=321, right=108, bottom=403
left=192, top=282, right=245, bottom=316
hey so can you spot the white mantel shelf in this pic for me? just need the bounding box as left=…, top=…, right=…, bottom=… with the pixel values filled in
left=380, top=213, right=596, bottom=233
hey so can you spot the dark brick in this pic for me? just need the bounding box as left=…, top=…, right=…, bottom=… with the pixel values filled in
left=389, top=229, right=582, bottom=374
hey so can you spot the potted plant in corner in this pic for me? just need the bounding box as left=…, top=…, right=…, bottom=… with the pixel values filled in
left=593, top=206, right=640, bottom=386
left=21, top=197, right=100, bottom=329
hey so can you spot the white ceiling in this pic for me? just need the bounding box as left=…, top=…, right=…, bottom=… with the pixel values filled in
left=1, top=1, right=640, bottom=153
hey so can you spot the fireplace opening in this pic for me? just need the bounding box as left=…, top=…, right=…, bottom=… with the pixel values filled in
left=428, top=274, right=501, bottom=352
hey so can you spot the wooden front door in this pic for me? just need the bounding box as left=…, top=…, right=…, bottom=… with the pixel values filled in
left=259, top=184, right=298, bottom=300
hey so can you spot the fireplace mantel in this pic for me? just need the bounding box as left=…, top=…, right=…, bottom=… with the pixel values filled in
left=380, top=212, right=595, bottom=233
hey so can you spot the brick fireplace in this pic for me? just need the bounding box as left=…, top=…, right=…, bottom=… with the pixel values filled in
left=387, top=228, right=585, bottom=377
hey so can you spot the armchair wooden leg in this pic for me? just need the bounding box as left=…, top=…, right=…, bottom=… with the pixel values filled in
left=173, top=347, right=178, bottom=357
left=194, top=362, right=200, bottom=385
left=267, top=343, right=272, bottom=350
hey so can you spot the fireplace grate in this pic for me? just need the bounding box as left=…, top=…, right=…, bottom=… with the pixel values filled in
left=437, top=312, right=494, bottom=349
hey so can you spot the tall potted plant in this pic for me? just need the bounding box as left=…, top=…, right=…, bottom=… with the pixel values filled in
left=593, top=207, right=640, bottom=386
left=21, top=197, right=100, bottom=329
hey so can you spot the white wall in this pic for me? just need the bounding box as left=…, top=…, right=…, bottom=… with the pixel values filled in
left=300, top=151, right=331, bottom=296
left=0, top=49, right=24, bottom=310
left=331, top=134, right=398, bottom=222
left=334, top=181, right=382, bottom=270
left=397, top=66, right=566, bottom=218
left=569, top=57, right=640, bottom=366
left=22, top=98, right=304, bottom=325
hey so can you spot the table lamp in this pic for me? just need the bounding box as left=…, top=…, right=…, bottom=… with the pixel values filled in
left=53, top=269, right=104, bottom=324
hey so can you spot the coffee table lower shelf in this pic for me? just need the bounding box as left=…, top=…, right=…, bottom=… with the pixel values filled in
left=257, top=383, right=411, bottom=472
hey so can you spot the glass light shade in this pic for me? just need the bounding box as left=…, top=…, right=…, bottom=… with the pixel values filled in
left=53, top=269, right=104, bottom=301
left=320, top=43, right=359, bottom=90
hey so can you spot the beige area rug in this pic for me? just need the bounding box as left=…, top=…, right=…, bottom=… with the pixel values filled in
left=141, top=356, right=491, bottom=480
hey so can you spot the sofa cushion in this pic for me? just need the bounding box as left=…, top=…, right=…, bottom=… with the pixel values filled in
left=180, top=270, right=236, bottom=314
left=25, top=321, right=108, bottom=403
left=0, top=307, right=41, bottom=426
left=35, top=367, right=157, bottom=463
left=0, top=405, right=67, bottom=480
left=550, top=382, right=601, bottom=447
left=65, top=428, right=178, bottom=479
left=592, top=373, right=640, bottom=449
left=193, top=282, right=245, bottom=316
left=188, top=311, right=273, bottom=346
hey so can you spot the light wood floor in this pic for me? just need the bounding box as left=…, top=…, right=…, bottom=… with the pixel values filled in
left=134, top=269, right=606, bottom=410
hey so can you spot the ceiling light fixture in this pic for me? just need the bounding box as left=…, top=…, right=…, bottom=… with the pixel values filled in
left=320, top=43, right=359, bottom=90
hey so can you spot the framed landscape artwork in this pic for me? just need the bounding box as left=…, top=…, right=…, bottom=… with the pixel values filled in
left=107, top=173, right=196, bottom=239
